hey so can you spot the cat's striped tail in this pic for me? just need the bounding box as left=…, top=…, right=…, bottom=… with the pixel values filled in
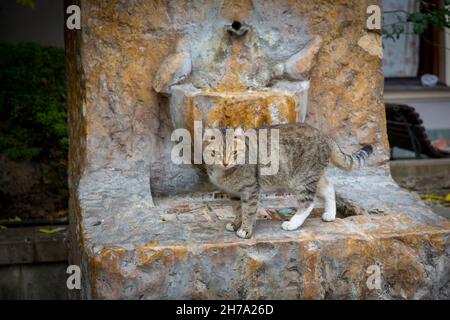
left=327, top=139, right=373, bottom=171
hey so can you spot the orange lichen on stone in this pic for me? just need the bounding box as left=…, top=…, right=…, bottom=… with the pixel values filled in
left=187, top=95, right=203, bottom=135
left=267, top=95, right=297, bottom=125
left=137, top=245, right=189, bottom=266
left=246, top=258, right=265, bottom=276
left=220, top=0, right=254, bottom=21
left=301, top=245, right=321, bottom=299
left=206, top=98, right=267, bottom=129
left=430, top=233, right=448, bottom=252
left=187, top=91, right=298, bottom=131
left=92, top=247, right=126, bottom=274
left=215, top=41, right=253, bottom=92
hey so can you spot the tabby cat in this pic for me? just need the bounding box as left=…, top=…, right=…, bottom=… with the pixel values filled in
left=203, top=123, right=373, bottom=239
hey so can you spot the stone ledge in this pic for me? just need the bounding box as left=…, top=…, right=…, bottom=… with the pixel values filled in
left=390, top=159, right=450, bottom=191
left=74, top=167, right=450, bottom=299
left=0, top=226, right=68, bottom=265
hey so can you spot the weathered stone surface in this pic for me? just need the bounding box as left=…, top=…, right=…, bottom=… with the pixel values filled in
left=153, top=52, right=192, bottom=94
left=285, top=36, right=323, bottom=79
left=0, top=226, right=67, bottom=265
left=0, top=263, right=69, bottom=300
left=66, top=0, right=449, bottom=300
left=358, top=33, right=383, bottom=59
left=390, top=159, right=450, bottom=192
left=67, top=0, right=389, bottom=176
left=170, top=87, right=306, bottom=132
left=151, top=10, right=318, bottom=192
left=74, top=168, right=450, bottom=299
left=0, top=226, right=69, bottom=299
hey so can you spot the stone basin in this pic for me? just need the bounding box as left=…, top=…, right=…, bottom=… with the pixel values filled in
left=169, top=81, right=309, bottom=132
left=75, top=167, right=450, bottom=299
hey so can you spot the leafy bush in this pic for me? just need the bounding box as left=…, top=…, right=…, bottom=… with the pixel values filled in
left=0, top=43, right=67, bottom=195
left=383, top=0, right=450, bottom=41
left=0, top=43, right=67, bottom=159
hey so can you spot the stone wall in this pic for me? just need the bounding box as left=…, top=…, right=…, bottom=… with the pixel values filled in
left=0, top=226, right=68, bottom=299
left=68, top=0, right=388, bottom=183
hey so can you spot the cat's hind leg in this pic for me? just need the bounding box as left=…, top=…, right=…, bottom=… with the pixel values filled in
left=281, top=202, right=315, bottom=231
left=317, top=175, right=336, bottom=222
left=281, top=177, right=319, bottom=231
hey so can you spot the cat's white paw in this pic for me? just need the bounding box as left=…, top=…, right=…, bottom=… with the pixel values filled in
left=322, top=211, right=336, bottom=222
left=226, top=222, right=236, bottom=232
left=281, top=221, right=299, bottom=231
left=236, top=228, right=251, bottom=239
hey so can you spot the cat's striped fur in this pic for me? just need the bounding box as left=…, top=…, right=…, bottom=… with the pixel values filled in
left=204, top=123, right=373, bottom=239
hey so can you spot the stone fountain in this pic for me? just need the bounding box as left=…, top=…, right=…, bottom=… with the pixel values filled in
left=150, top=15, right=318, bottom=195
left=66, top=0, right=450, bottom=299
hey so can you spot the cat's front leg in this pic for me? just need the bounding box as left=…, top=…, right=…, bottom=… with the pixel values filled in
left=236, top=187, right=258, bottom=239
left=226, top=201, right=242, bottom=232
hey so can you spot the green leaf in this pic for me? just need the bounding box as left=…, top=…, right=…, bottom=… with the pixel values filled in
left=407, top=12, right=425, bottom=23
left=413, top=21, right=428, bottom=35
left=39, top=227, right=66, bottom=234
left=4, top=216, right=23, bottom=222
left=15, top=0, right=36, bottom=9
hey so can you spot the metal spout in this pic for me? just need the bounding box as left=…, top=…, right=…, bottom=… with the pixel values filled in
left=226, top=21, right=249, bottom=37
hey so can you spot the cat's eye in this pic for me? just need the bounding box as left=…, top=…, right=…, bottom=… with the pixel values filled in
left=210, top=150, right=216, bottom=157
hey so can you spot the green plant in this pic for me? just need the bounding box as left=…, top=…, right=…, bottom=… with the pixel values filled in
left=383, top=0, right=450, bottom=41
left=0, top=43, right=67, bottom=193
left=15, top=0, right=36, bottom=9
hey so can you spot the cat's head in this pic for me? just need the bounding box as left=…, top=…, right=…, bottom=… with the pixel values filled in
left=202, top=126, right=247, bottom=171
